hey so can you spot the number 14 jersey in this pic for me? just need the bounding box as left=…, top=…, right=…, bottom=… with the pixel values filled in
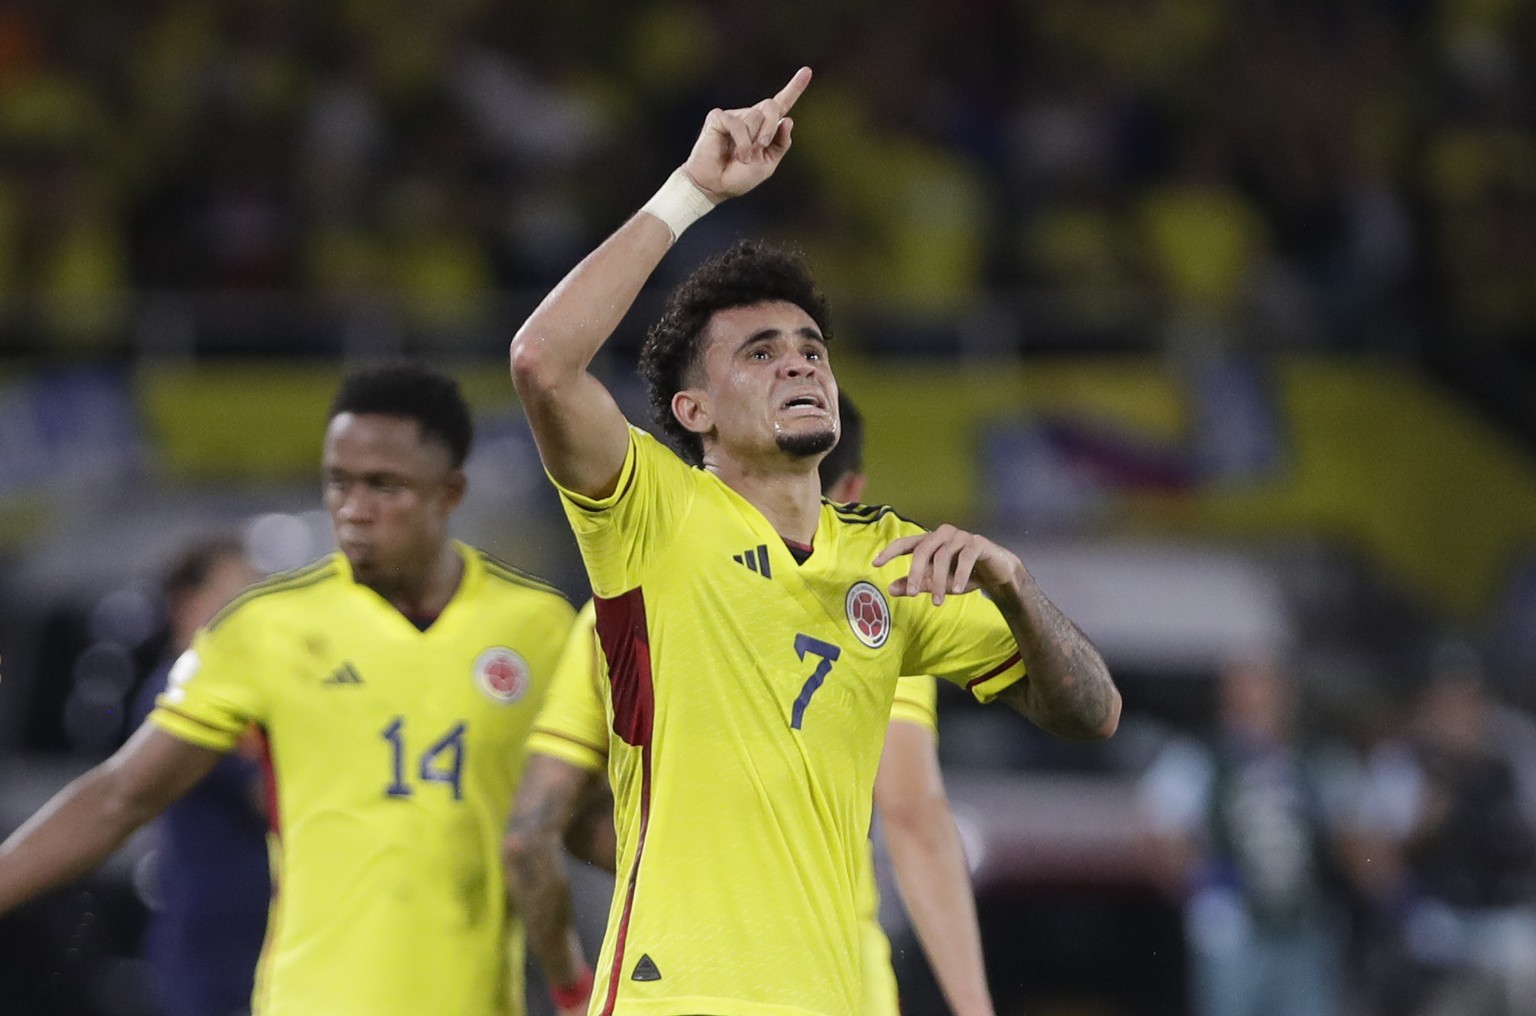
left=555, top=428, right=1024, bottom=1016
left=149, top=545, right=575, bottom=1016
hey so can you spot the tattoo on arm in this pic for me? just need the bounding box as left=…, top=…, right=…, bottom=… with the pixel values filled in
left=995, top=582, right=1120, bottom=739
left=506, top=759, right=595, bottom=983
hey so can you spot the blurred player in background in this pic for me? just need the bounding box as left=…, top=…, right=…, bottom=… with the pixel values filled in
left=1138, top=654, right=1359, bottom=1016
left=509, top=67, right=1117, bottom=1015
left=128, top=535, right=266, bottom=1016
left=506, top=393, right=998, bottom=1016
left=0, top=362, right=575, bottom=1016
left=822, top=397, right=997, bottom=1016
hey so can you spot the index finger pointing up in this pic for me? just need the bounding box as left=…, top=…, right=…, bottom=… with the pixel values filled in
left=773, top=66, right=813, bottom=114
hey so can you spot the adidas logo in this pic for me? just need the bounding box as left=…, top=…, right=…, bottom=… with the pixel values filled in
left=631, top=954, right=661, bottom=982
left=732, top=544, right=772, bottom=579
left=321, top=662, right=364, bottom=686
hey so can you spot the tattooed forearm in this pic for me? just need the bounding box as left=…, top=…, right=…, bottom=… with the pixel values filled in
left=992, top=566, right=1120, bottom=739
left=504, top=756, right=597, bottom=984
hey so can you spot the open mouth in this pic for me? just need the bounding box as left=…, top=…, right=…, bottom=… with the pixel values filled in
left=780, top=392, right=826, bottom=411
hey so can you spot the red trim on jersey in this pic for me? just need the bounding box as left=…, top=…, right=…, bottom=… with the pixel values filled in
left=252, top=724, right=280, bottom=837
left=593, top=589, right=654, bottom=747
left=600, top=742, right=653, bottom=1016
left=250, top=723, right=282, bottom=1008
left=781, top=537, right=814, bottom=553
left=966, top=651, right=1023, bottom=690
left=592, top=588, right=657, bottom=1012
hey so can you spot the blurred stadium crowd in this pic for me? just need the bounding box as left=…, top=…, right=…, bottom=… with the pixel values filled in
left=0, top=0, right=1531, bottom=367
left=1, top=0, right=1536, bottom=1014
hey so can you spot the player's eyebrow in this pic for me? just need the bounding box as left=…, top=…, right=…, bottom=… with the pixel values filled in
left=734, top=326, right=825, bottom=356
left=325, top=467, right=411, bottom=484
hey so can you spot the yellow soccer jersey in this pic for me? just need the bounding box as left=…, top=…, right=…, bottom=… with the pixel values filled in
left=857, top=675, right=938, bottom=1016
left=526, top=600, right=606, bottom=774
left=555, top=428, right=1024, bottom=1016
left=150, top=544, right=575, bottom=1016
left=529, top=606, right=938, bottom=1016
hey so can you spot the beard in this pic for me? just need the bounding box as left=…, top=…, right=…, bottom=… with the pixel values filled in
left=776, top=425, right=837, bottom=459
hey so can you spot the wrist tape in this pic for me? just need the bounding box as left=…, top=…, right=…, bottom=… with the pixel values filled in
left=640, top=168, right=716, bottom=241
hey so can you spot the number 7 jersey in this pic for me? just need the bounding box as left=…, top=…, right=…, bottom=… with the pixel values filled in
left=555, top=428, right=1025, bottom=1016
left=148, top=544, right=575, bottom=1016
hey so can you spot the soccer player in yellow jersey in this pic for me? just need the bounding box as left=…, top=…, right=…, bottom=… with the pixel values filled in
left=0, top=363, right=576, bottom=1016
left=507, top=394, right=997, bottom=1016
left=509, top=67, right=1120, bottom=1016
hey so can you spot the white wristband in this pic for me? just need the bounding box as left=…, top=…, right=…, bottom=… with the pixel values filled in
left=641, top=168, right=716, bottom=242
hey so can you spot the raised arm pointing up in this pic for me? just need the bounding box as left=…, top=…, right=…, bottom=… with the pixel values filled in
left=510, top=67, right=812, bottom=500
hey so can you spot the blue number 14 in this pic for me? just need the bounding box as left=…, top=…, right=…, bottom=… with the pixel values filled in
left=382, top=718, right=467, bottom=800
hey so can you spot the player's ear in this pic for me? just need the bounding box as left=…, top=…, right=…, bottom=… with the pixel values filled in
left=441, top=468, right=468, bottom=510
left=672, top=389, right=712, bottom=437
left=840, top=472, right=868, bottom=503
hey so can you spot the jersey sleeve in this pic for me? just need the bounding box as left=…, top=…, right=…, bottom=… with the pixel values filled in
left=148, top=610, right=267, bottom=752
left=900, top=586, right=1026, bottom=704
left=550, top=426, right=699, bottom=597
left=888, top=674, right=938, bottom=733
left=526, top=600, right=609, bottom=773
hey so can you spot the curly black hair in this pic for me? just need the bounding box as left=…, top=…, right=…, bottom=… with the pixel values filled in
left=328, top=361, right=474, bottom=468
left=638, top=239, right=833, bottom=466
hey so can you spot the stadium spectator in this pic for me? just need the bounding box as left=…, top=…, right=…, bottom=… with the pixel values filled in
left=1356, top=641, right=1536, bottom=1016
left=0, top=0, right=1515, bottom=365
left=1138, top=652, right=1362, bottom=1016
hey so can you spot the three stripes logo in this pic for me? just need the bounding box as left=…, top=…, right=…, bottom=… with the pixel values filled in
left=322, top=661, right=364, bottom=686
left=732, top=544, right=772, bottom=579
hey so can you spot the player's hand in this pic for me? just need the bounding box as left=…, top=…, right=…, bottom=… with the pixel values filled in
left=873, top=525, right=1021, bottom=606
left=682, top=66, right=811, bottom=202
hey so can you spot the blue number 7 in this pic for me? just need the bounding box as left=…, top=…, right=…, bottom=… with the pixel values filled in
left=791, top=634, right=842, bottom=730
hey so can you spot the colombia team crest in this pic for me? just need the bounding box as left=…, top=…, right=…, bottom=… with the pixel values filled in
left=845, top=581, right=891, bottom=649
left=474, top=647, right=530, bottom=704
